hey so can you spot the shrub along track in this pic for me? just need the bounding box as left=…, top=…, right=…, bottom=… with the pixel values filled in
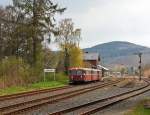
left=49, top=79, right=150, bottom=115
left=0, top=79, right=123, bottom=115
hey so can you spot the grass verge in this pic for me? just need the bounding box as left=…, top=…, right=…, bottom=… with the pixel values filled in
left=126, top=99, right=150, bottom=115
left=0, top=81, right=67, bottom=96
left=0, top=73, right=69, bottom=96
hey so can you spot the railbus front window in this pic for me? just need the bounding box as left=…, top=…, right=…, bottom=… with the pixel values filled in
left=71, top=70, right=77, bottom=75
left=77, top=70, right=82, bottom=75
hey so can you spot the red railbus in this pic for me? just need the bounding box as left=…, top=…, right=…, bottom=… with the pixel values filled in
left=68, top=68, right=102, bottom=83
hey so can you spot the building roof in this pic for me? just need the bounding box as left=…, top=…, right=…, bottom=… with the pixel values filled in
left=97, top=65, right=109, bottom=71
left=83, top=52, right=100, bottom=61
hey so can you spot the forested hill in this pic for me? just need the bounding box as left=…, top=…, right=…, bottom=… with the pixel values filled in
left=84, top=41, right=150, bottom=66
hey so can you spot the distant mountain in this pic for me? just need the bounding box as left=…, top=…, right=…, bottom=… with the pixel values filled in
left=84, top=41, right=150, bottom=67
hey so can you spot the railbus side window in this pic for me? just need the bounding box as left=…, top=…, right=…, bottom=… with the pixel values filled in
left=86, top=70, right=88, bottom=75
left=83, top=70, right=86, bottom=75
left=86, top=70, right=90, bottom=75
left=94, top=71, right=97, bottom=75
left=91, top=70, right=93, bottom=75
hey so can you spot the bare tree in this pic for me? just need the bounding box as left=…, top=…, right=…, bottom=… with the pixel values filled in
left=55, top=18, right=81, bottom=74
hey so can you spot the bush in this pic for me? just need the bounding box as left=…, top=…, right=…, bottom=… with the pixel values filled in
left=0, top=57, right=31, bottom=88
left=0, top=56, right=68, bottom=89
left=43, top=72, right=68, bottom=84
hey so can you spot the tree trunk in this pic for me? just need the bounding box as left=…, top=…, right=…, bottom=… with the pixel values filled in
left=32, top=36, right=37, bottom=65
left=0, top=23, right=2, bottom=60
left=64, top=47, right=70, bottom=75
left=32, top=0, right=37, bottom=65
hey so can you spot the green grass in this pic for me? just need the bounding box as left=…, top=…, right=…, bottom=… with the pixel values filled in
left=0, top=73, right=69, bottom=96
left=31, top=81, right=67, bottom=89
left=126, top=100, right=150, bottom=115
left=0, top=81, right=67, bottom=96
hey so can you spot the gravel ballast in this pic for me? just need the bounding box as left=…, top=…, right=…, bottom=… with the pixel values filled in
left=23, top=79, right=148, bottom=115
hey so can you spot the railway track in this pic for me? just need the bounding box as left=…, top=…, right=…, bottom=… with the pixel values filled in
left=49, top=80, right=150, bottom=115
left=0, top=85, right=72, bottom=101
left=0, top=80, right=122, bottom=115
left=0, top=80, right=112, bottom=102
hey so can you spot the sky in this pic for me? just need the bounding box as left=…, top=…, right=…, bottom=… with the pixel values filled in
left=1, top=0, right=150, bottom=49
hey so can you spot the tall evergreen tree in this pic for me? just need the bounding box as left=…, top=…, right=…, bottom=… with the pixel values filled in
left=11, top=0, right=66, bottom=65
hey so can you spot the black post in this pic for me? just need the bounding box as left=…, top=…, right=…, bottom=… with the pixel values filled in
left=64, top=47, right=70, bottom=75
left=138, top=53, right=142, bottom=81
left=0, top=23, right=3, bottom=61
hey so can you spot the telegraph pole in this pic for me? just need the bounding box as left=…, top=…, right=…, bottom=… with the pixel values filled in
left=138, top=53, right=142, bottom=81
left=134, top=53, right=142, bottom=81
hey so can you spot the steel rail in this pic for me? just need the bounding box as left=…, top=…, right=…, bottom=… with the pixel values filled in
left=0, top=85, right=72, bottom=101
left=81, top=80, right=150, bottom=115
left=49, top=80, right=150, bottom=115
left=1, top=80, right=122, bottom=115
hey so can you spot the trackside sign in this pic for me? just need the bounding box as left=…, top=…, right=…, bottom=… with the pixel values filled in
left=44, top=69, right=56, bottom=81
left=44, top=69, right=55, bottom=73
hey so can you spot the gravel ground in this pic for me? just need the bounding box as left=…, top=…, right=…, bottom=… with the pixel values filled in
left=93, top=90, right=150, bottom=115
left=93, top=78, right=150, bottom=115
left=22, top=80, right=147, bottom=115
left=0, top=80, right=108, bottom=108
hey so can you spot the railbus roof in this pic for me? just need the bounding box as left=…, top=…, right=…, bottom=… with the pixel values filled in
left=69, top=67, right=101, bottom=71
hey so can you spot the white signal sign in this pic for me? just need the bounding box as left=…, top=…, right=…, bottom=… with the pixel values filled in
left=44, top=69, right=55, bottom=73
left=44, top=69, right=56, bottom=81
